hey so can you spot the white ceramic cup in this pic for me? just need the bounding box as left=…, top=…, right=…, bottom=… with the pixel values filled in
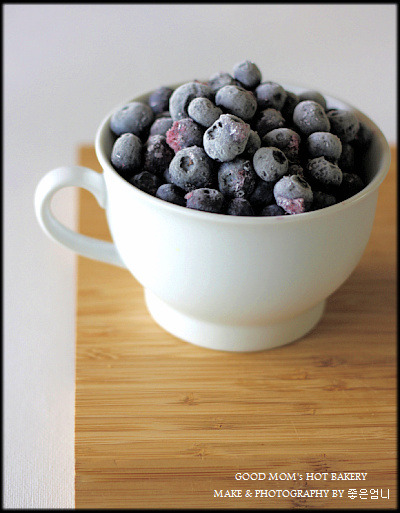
left=34, top=85, right=391, bottom=352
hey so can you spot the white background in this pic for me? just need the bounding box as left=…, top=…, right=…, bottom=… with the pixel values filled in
left=3, top=4, right=397, bottom=508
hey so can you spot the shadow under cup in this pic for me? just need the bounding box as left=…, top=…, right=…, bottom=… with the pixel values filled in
left=94, top=87, right=391, bottom=352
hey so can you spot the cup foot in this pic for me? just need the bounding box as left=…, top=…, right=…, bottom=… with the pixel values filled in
left=144, top=289, right=326, bottom=352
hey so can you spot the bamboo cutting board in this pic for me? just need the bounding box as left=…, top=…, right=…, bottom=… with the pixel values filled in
left=75, top=146, right=397, bottom=509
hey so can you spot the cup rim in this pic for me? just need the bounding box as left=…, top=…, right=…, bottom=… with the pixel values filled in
left=95, top=83, right=391, bottom=225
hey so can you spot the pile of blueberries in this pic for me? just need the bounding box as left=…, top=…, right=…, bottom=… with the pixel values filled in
left=109, top=60, right=373, bottom=216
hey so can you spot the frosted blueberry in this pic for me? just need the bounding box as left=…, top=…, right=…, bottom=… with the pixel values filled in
left=273, top=174, right=313, bottom=214
left=232, top=60, right=262, bottom=89
left=255, top=81, right=287, bottom=111
left=253, top=146, right=289, bottom=182
left=110, top=101, right=154, bottom=137
left=293, top=100, right=330, bottom=136
left=208, top=72, right=237, bottom=93
left=185, top=188, right=224, bottom=213
left=149, top=117, right=174, bottom=137
left=306, top=132, right=342, bottom=161
left=188, top=97, right=223, bottom=127
left=155, top=183, right=186, bottom=206
left=263, top=128, right=302, bottom=163
left=148, top=86, right=174, bottom=115
left=327, top=109, right=360, bottom=143
left=166, top=118, right=204, bottom=152
left=256, top=108, right=285, bottom=138
left=215, top=85, right=257, bottom=121
left=129, top=171, right=160, bottom=195
left=169, top=82, right=214, bottom=121
left=111, top=133, right=142, bottom=177
left=203, top=114, right=251, bottom=162
left=217, top=158, right=257, bottom=199
left=142, top=135, right=174, bottom=176
left=306, top=156, right=343, bottom=188
left=168, top=145, right=214, bottom=192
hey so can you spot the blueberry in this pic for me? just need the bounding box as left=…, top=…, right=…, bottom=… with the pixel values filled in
left=281, top=90, right=300, bottom=120
left=203, top=114, right=251, bottom=162
left=259, top=204, right=285, bottom=216
left=311, top=190, right=337, bottom=210
left=248, top=179, right=275, bottom=210
left=149, top=116, right=174, bottom=137
left=353, top=120, right=373, bottom=149
left=244, top=129, right=261, bottom=156
left=110, top=101, right=154, bottom=137
left=253, top=146, right=288, bottom=182
left=273, top=175, right=313, bottom=213
left=263, top=128, right=302, bottom=163
left=293, top=100, right=330, bottom=136
left=169, top=82, right=214, bottom=121
left=306, top=132, right=342, bottom=161
left=298, top=90, right=327, bottom=110
left=168, top=145, right=214, bottom=192
left=208, top=72, right=237, bottom=93
left=226, top=197, right=254, bottom=216
left=215, top=85, right=257, bottom=121
left=306, top=156, right=343, bottom=188
left=185, top=188, right=224, bottom=213
left=326, top=109, right=360, bottom=143
left=111, top=133, right=142, bottom=178
left=129, top=171, right=160, bottom=195
left=338, top=143, right=355, bottom=172
left=255, top=81, right=287, bottom=111
left=232, top=60, right=262, bottom=89
left=142, top=135, right=174, bottom=176
left=217, top=157, right=257, bottom=199
left=187, top=97, right=223, bottom=127
left=155, top=183, right=186, bottom=206
left=166, top=118, right=204, bottom=152
left=255, top=108, right=286, bottom=138
left=148, top=86, right=174, bottom=115
left=337, top=173, right=364, bottom=201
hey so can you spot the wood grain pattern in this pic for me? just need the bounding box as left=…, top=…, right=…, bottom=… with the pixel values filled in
left=75, top=146, right=397, bottom=509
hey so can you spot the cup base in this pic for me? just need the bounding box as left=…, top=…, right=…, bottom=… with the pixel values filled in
left=144, top=289, right=326, bottom=352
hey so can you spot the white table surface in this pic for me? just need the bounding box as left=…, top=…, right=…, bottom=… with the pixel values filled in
left=3, top=4, right=397, bottom=508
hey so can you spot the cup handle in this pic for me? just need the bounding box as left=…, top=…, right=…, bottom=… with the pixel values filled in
left=34, top=165, right=125, bottom=267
